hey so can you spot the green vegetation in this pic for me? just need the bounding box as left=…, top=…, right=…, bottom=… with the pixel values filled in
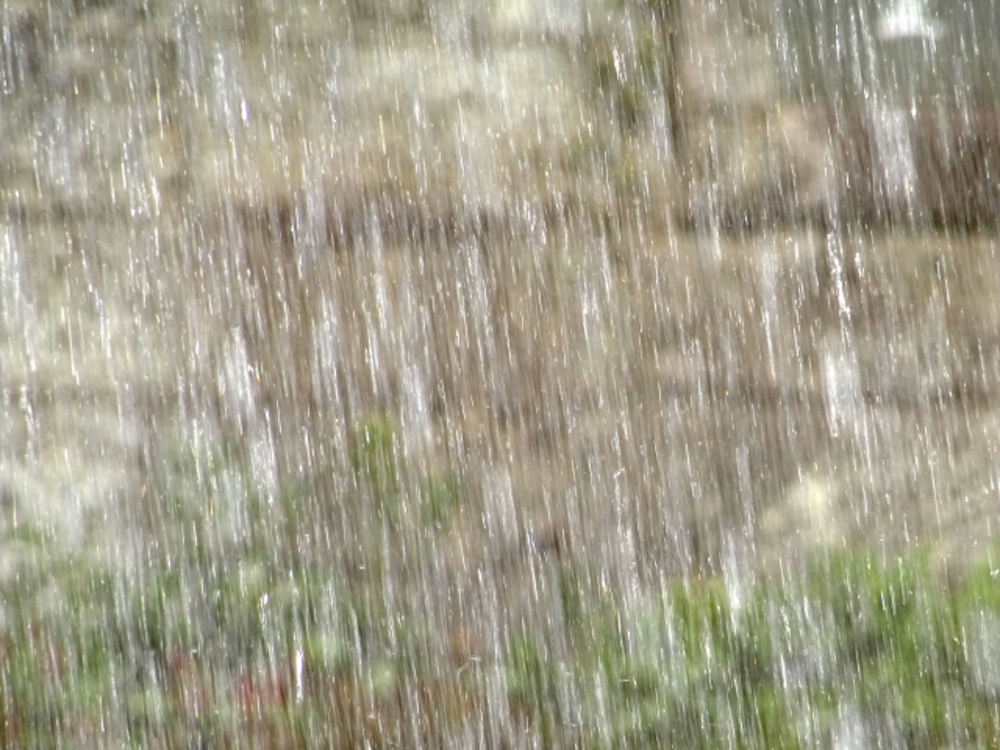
left=1, top=420, right=999, bottom=747
left=586, top=0, right=682, bottom=135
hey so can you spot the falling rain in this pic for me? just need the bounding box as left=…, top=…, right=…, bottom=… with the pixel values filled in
left=1, top=0, right=1000, bottom=746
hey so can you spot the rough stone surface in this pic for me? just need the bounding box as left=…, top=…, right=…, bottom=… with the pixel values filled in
left=0, top=0, right=999, bottom=581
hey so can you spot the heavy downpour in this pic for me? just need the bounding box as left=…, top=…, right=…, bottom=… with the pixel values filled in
left=1, top=0, right=1000, bottom=746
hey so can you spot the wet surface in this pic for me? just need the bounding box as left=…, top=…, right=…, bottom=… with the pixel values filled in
left=0, top=0, right=996, bottom=588
left=2, top=0, right=1000, bottom=746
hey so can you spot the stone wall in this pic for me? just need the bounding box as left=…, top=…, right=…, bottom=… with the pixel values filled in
left=1, top=0, right=999, bottom=569
left=0, top=0, right=685, bottom=556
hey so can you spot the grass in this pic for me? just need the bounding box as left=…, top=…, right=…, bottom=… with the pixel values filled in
left=1, top=419, right=999, bottom=747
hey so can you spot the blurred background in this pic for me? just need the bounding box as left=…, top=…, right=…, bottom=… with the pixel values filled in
left=1, top=0, right=1000, bottom=746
